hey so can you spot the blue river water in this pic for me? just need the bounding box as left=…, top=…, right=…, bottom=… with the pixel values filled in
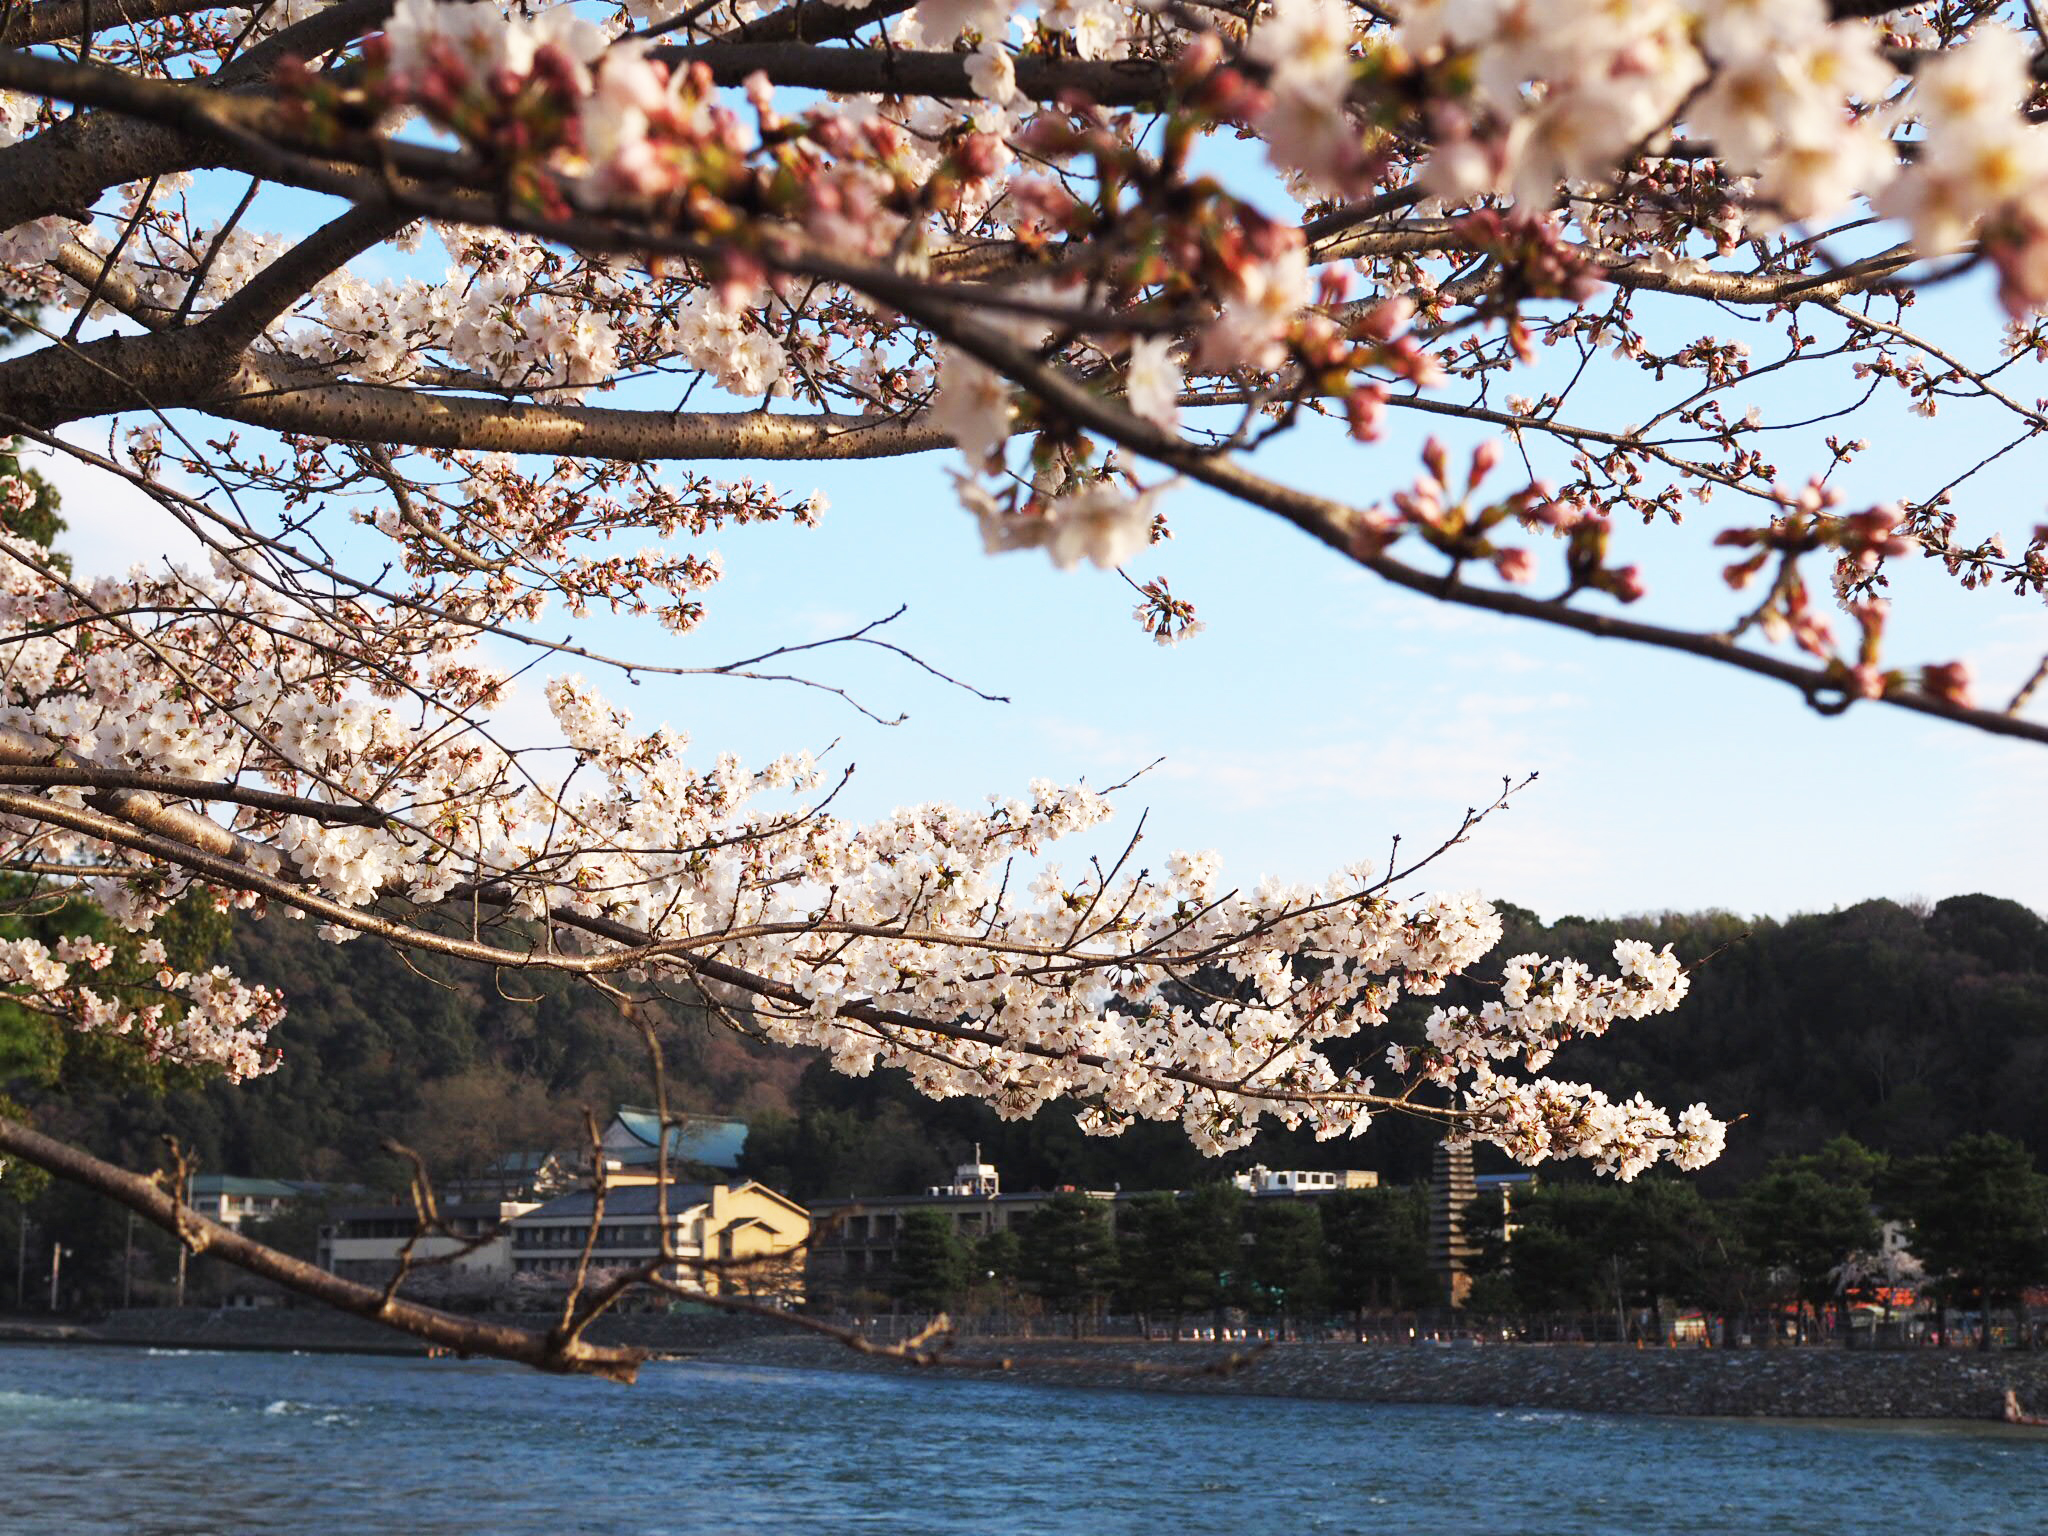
left=0, top=1343, right=2042, bottom=1534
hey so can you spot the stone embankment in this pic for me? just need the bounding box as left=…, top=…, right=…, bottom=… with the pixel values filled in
left=10, top=1309, right=2047, bottom=1420
left=697, top=1333, right=2048, bottom=1421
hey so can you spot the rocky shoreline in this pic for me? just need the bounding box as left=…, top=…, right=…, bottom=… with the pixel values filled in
left=693, top=1332, right=2048, bottom=1421
left=8, top=1310, right=2046, bottom=1421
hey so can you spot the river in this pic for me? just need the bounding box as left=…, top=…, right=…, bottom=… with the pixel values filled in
left=1, top=1344, right=2041, bottom=1533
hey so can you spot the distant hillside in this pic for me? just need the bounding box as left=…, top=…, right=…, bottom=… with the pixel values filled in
left=26, top=894, right=2048, bottom=1199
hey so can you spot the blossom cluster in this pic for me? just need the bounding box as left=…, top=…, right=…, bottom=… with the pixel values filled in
left=1384, top=940, right=1713, bottom=1179
left=0, top=937, right=284, bottom=1082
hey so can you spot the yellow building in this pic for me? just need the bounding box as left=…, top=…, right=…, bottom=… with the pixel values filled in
left=511, top=1180, right=809, bottom=1302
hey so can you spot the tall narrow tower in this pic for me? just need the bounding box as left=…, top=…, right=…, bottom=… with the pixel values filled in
left=1429, top=1139, right=1478, bottom=1308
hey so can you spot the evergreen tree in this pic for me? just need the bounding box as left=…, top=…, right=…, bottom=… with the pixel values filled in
left=890, top=1209, right=970, bottom=1313
left=1323, top=1185, right=1434, bottom=1316
left=1114, top=1189, right=1246, bottom=1333
left=1740, top=1139, right=1884, bottom=1341
left=1897, top=1134, right=2048, bottom=1350
left=974, top=1226, right=1021, bottom=1285
left=1016, top=1193, right=1116, bottom=1333
left=1245, top=1201, right=1327, bottom=1326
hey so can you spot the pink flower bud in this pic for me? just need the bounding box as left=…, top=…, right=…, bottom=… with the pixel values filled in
left=1346, top=385, right=1386, bottom=443
left=1921, top=661, right=1975, bottom=708
left=1469, top=439, right=1501, bottom=485
left=1203, top=70, right=1269, bottom=122
left=1493, top=547, right=1537, bottom=584
left=1356, top=296, right=1412, bottom=343
left=1610, top=565, right=1646, bottom=603
left=955, top=132, right=1002, bottom=181
left=1350, top=509, right=1403, bottom=558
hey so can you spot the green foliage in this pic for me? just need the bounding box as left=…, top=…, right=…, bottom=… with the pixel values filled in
left=1467, top=1178, right=1749, bottom=1329
left=1114, top=1186, right=1243, bottom=1321
left=1322, top=1185, right=1433, bottom=1312
left=0, top=438, right=66, bottom=567
left=1740, top=1138, right=1884, bottom=1310
left=742, top=1096, right=947, bottom=1201
left=1894, top=1134, right=2048, bottom=1323
left=974, top=1226, right=1020, bottom=1285
left=0, top=1091, right=49, bottom=1202
left=1245, top=1201, right=1328, bottom=1319
left=1479, top=897, right=2048, bottom=1183
left=890, top=1209, right=970, bottom=1312
left=1016, top=1192, right=1116, bottom=1317
left=1471, top=1183, right=1636, bottom=1317
left=0, top=881, right=232, bottom=1099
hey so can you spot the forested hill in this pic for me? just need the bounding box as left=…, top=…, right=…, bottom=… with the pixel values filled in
left=20, top=895, right=2048, bottom=1197
left=1488, top=895, right=2048, bottom=1183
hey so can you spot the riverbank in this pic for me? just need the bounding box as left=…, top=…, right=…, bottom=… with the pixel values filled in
left=7, top=1309, right=2045, bottom=1420
left=693, top=1332, right=2048, bottom=1420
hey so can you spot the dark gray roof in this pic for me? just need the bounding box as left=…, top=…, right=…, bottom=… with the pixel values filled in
left=519, top=1184, right=713, bottom=1222
left=807, top=1190, right=1117, bottom=1212
left=327, top=1200, right=526, bottom=1224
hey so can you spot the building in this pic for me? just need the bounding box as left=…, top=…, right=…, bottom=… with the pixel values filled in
left=318, top=1200, right=539, bottom=1286
left=594, top=1107, right=750, bottom=1181
left=1429, top=1140, right=1479, bottom=1307
left=184, top=1176, right=314, bottom=1230
left=807, top=1155, right=1115, bottom=1298
left=447, top=1150, right=579, bottom=1203
left=1231, top=1166, right=1380, bottom=1196
left=511, top=1180, right=808, bottom=1300
left=1475, top=1171, right=1535, bottom=1244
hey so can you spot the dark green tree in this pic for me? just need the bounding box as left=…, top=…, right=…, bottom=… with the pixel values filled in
left=1114, top=1189, right=1247, bottom=1334
left=1471, top=1183, right=1649, bottom=1338
left=0, top=439, right=64, bottom=561
left=1016, top=1192, right=1116, bottom=1333
left=1323, top=1185, right=1433, bottom=1316
left=1112, top=1190, right=1194, bottom=1327
left=1897, top=1134, right=2048, bottom=1350
left=1245, top=1200, right=1327, bottom=1326
left=975, top=1226, right=1020, bottom=1284
left=890, top=1209, right=970, bottom=1313
left=1742, top=1138, right=1883, bottom=1342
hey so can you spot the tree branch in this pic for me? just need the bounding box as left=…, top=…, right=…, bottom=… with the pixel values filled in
left=0, top=0, right=217, bottom=47
left=651, top=42, right=1170, bottom=105
left=0, top=1112, right=650, bottom=1381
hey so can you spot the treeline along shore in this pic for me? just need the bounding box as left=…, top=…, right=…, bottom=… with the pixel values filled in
left=10, top=1310, right=2047, bottom=1422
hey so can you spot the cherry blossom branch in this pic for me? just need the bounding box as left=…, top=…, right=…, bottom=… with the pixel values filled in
left=901, top=298, right=2048, bottom=745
